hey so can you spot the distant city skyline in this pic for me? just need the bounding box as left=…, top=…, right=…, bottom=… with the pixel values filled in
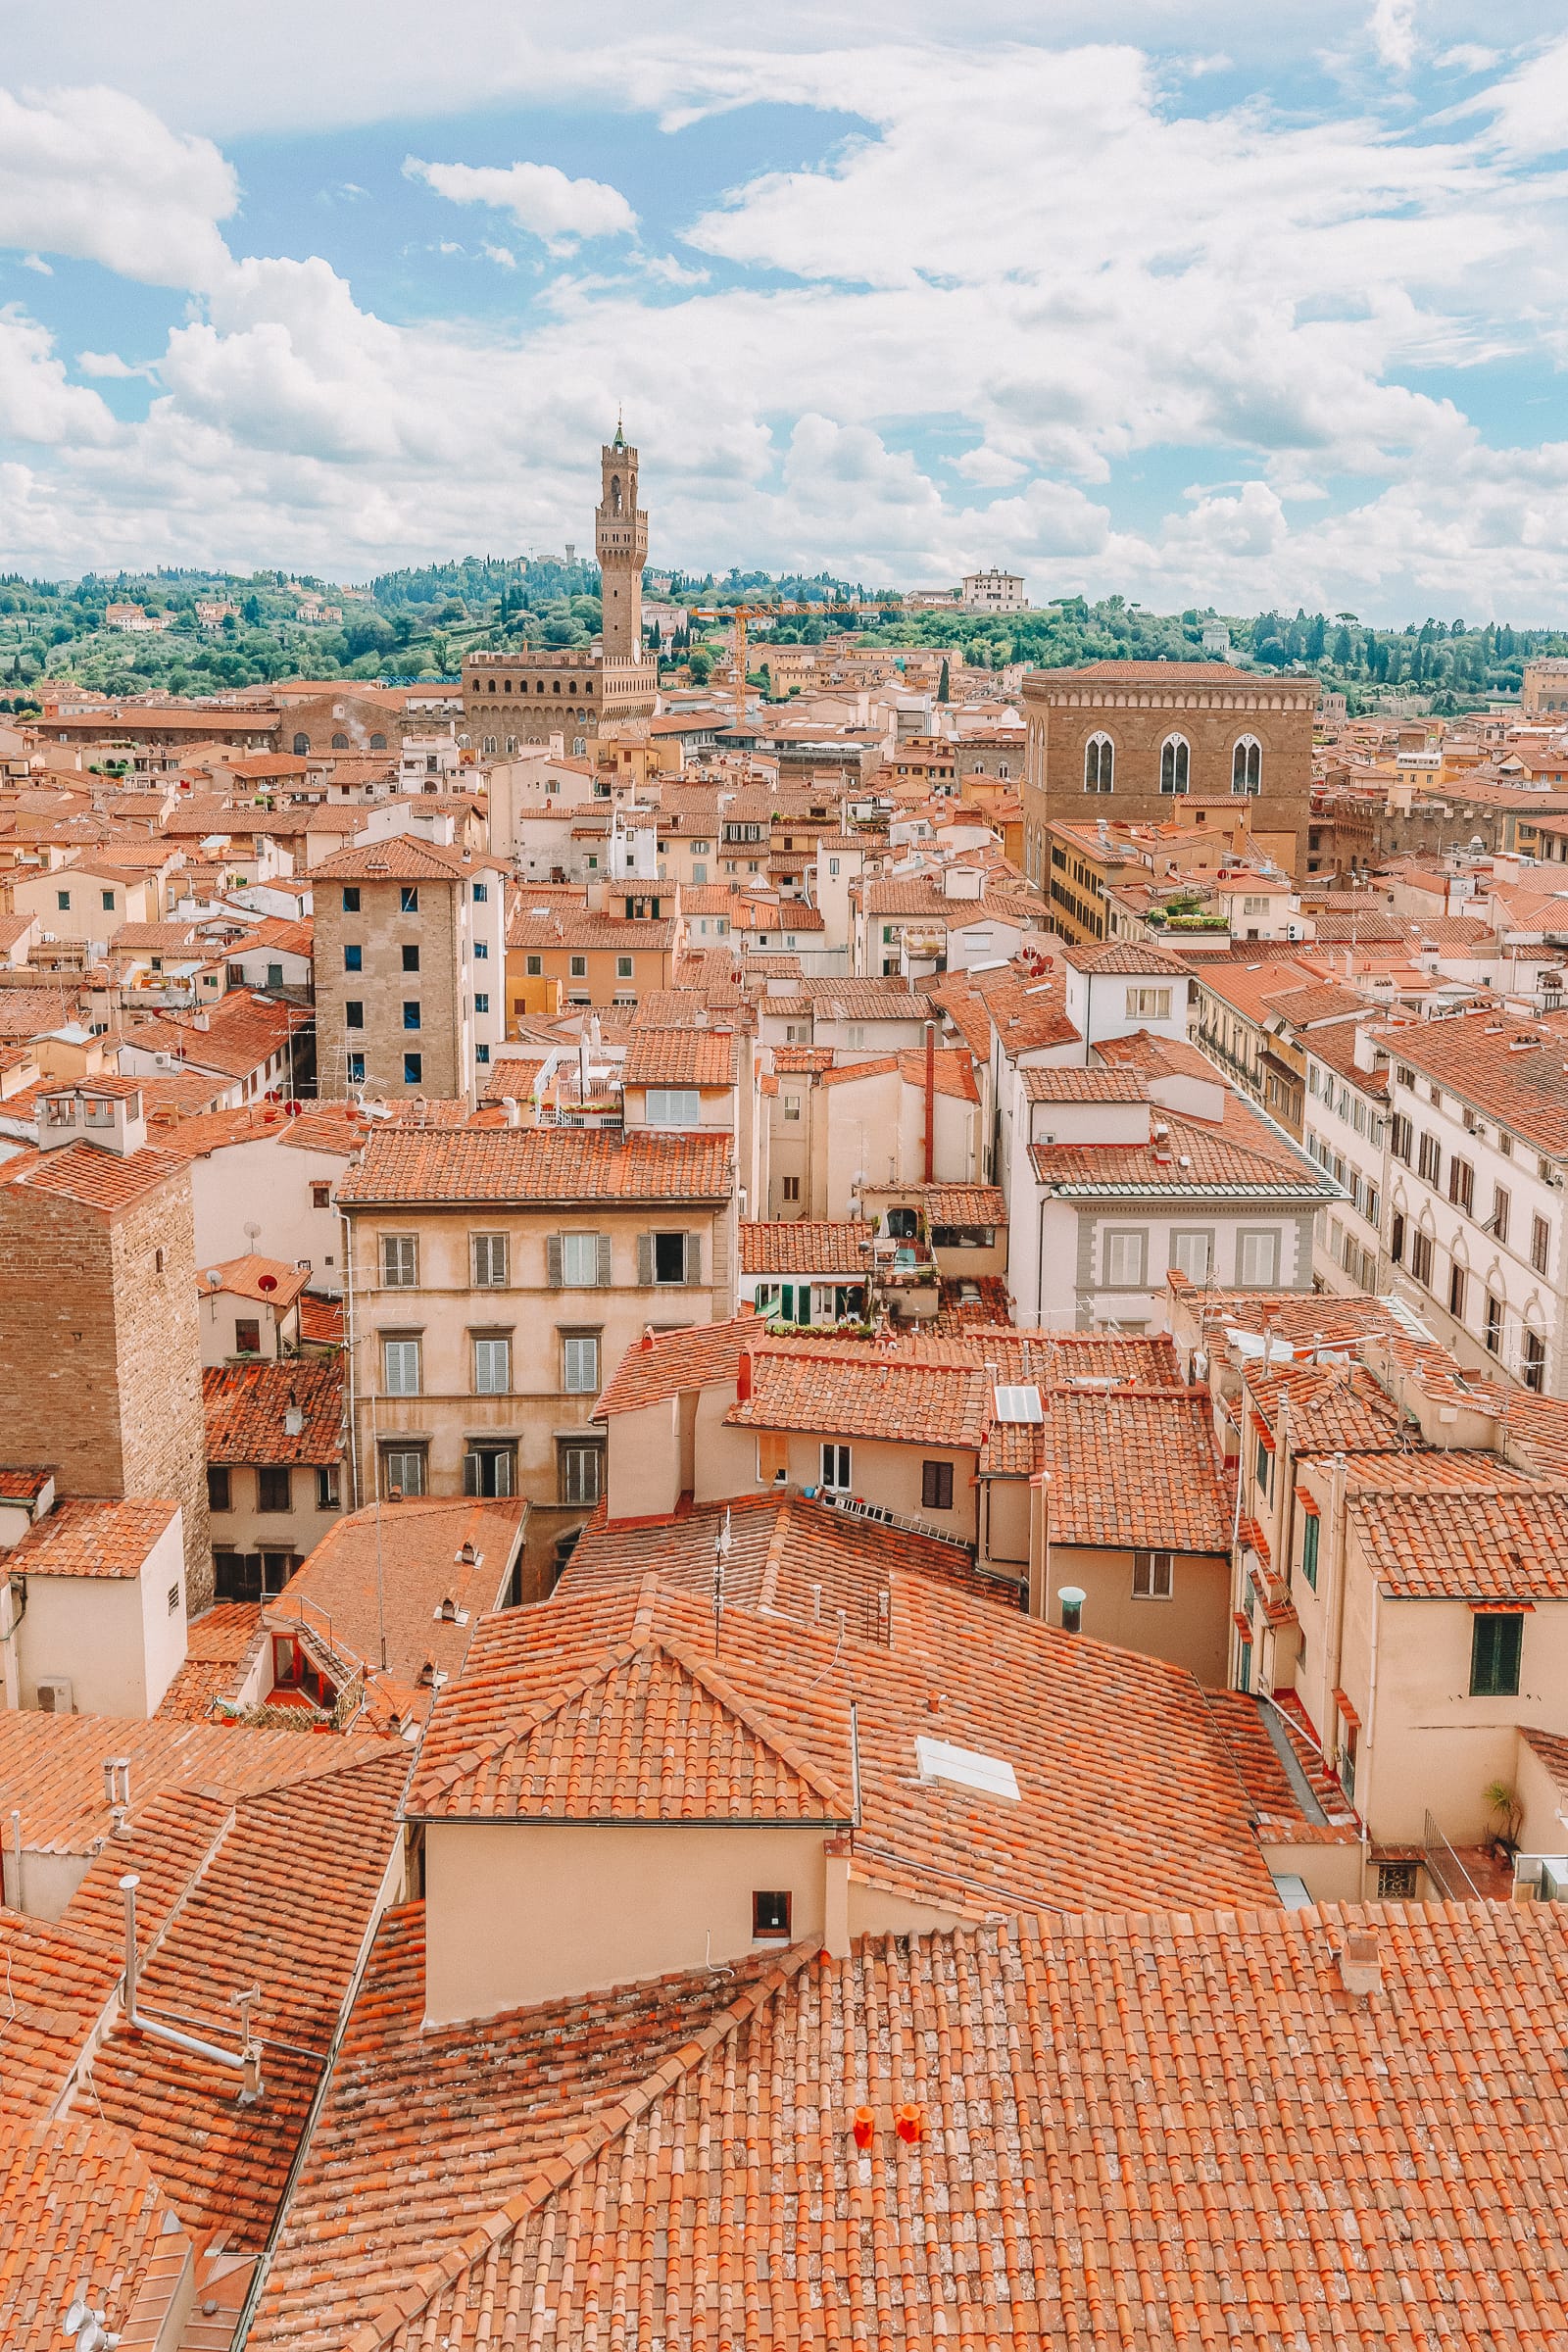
left=3, top=3, right=1568, bottom=619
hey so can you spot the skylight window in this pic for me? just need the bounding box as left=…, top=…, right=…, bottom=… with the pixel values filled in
left=993, top=1384, right=1044, bottom=1423
left=914, top=1737, right=1020, bottom=1801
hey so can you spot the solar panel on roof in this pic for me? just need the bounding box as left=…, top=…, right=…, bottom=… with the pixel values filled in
left=993, top=1384, right=1043, bottom=1423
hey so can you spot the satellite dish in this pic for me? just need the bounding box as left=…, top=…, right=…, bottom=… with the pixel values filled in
left=205, top=1269, right=222, bottom=1288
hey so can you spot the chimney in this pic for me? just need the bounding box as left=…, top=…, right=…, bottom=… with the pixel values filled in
left=923, top=1018, right=936, bottom=1185
left=1338, top=1928, right=1382, bottom=1998
left=736, top=1349, right=753, bottom=1401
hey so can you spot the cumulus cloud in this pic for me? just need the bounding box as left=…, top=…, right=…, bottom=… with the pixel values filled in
left=0, top=85, right=236, bottom=289
left=1367, top=0, right=1418, bottom=74
left=0, top=309, right=117, bottom=445
left=405, top=157, right=636, bottom=247
left=2, top=36, right=1568, bottom=617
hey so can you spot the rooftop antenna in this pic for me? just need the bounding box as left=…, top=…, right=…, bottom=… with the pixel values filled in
left=712, top=1505, right=732, bottom=1654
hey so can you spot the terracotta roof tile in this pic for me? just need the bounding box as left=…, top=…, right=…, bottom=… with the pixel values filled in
left=620, top=1027, right=741, bottom=1087
left=1046, top=1388, right=1230, bottom=1549
left=336, top=1126, right=733, bottom=1205
left=1347, top=1485, right=1568, bottom=1598
left=0, top=1137, right=185, bottom=1214
left=203, top=1359, right=343, bottom=1466
left=2, top=1496, right=177, bottom=1580
left=739, top=1219, right=871, bottom=1276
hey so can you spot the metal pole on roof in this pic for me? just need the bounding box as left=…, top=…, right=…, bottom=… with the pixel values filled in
left=370, top=1388, right=388, bottom=1673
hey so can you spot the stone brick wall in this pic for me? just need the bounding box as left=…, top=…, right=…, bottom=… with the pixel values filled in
left=316, top=875, right=464, bottom=1101
left=1022, top=675, right=1313, bottom=878
left=0, top=1160, right=213, bottom=1608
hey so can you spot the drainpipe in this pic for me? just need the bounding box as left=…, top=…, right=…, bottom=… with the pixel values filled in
left=341, top=1204, right=361, bottom=1508
left=1323, top=1448, right=1350, bottom=1737
left=923, top=1019, right=936, bottom=1184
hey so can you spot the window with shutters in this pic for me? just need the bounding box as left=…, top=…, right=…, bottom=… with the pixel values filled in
left=1524, top=1328, right=1547, bottom=1392
left=382, top=1336, right=421, bottom=1395
left=647, top=1089, right=701, bottom=1124
left=1300, top=1512, right=1319, bottom=1590
left=562, top=1332, right=600, bottom=1393
left=559, top=1440, right=603, bottom=1505
left=781, top=1175, right=801, bottom=1202
left=758, top=1432, right=789, bottom=1484
left=207, top=1465, right=231, bottom=1512
left=381, top=1235, right=417, bottom=1287
left=1133, top=1549, right=1174, bottom=1599
left=1447, top=1156, right=1474, bottom=1213
left=1391, top=1112, right=1412, bottom=1164
left=465, top=1444, right=515, bottom=1497
left=1236, top=1229, right=1280, bottom=1288
left=1470, top=1611, right=1523, bottom=1697
left=1417, top=1132, right=1441, bottom=1185
left=258, top=1465, right=292, bottom=1513
left=1490, top=1186, right=1510, bottom=1245
left=470, top=1232, right=508, bottom=1287
left=1448, top=1263, right=1467, bottom=1322
left=1102, top=1228, right=1147, bottom=1288
left=921, top=1459, right=954, bottom=1511
left=647, top=1231, right=695, bottom=1285
left=380, top=1446, right=425, bottom=1497
left=472, top=1337, right=511, bottom=1394
left=554, top=1230, right=609, bottom=1287
left=1532, top=1213, right=1550, bottom=1275
left=1409, top=1229, right=1434, bottom=1285
left=1484, top=1290, right=1503, bottom=1355
left=1170, top=1229, right=1212, bottom=1283
left=1390, top=1210, right=1405, bottom=1264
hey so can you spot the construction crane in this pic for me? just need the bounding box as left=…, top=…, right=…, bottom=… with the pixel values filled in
left=687, top=597, right=885, bottom=732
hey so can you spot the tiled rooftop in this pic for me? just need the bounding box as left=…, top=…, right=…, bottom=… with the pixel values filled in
left=335, top=1125, right=734, bottom=1205
left=405, top=1570, right=1274, bottom=1914
left=1046, top=1388, right=1231, bottom=1550
left=1347, top=1485, right=1568, bottom=1598
left=739, top=1218, right=871, bottom=1276
left=620, top=1026, right=741, bottom=1088
left=203, top=1358, right=343, bottom=1466
left=245, top=1882, right=1568, bottom=2352
left=1, top=1495, right=178, bottom=1580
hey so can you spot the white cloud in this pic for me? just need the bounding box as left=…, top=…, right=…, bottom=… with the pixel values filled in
left=0, top=84, right=236, bottom=289
left=1367, top=0, right=1418, bottom=73
left=0, top=309, right=117, bottom=445
left=21, top=252, right=52, bottom=275
left=405, top=157, right=636, bottom=247
left=2, top=37, right=1568, bottom=618
left=76, top=349, right=148, bottom=377
left=481, top=243, right=518, bottom=269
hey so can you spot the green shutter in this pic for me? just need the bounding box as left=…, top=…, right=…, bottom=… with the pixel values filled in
left=546, top=1235, right=564, bottom=1289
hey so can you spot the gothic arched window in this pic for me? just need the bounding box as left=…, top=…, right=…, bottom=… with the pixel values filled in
left=1084, top=733, right=1114, bottom=794
left=611, top=474, right=623, bottom=515
left=1232, top=735, right=1262, bottom=795
left=292, top=733, right=309, bottom=756
left=1159, top=734, right=1190, bottom=795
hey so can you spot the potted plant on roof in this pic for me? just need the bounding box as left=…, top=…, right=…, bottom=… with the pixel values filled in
left=1483, top=1780, right=1521, bottom=1865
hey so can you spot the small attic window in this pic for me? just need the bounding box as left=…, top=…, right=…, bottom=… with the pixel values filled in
left=753, top=1889, right=792, bottom=1940
left=915, top=1737, right=1020, bottom=1801
left=993, top=1384, right=1043, bottom=1423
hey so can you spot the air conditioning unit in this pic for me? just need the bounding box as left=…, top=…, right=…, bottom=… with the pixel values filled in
left=34, top=1675, right=73, bottom=1714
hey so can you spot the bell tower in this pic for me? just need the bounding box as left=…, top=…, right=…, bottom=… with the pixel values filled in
left=596, top=420, right=648, bottom=662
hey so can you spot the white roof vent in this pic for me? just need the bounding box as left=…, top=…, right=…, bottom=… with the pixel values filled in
left=993, top=1383, right=1044, bottom=1423
left=915, top=1736, right=1020, bottom=1802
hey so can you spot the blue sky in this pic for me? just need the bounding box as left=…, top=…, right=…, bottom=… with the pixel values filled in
left=2, top=1, right=1567, bottom=617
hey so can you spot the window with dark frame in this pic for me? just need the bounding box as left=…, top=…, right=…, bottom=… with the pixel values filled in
left=1300, top=1512, right=1319, bottom=1590
left=1133, top=1549, right=1174, bottom=1599
left=234, top=1317, right=262, bottom=1355
left=1470, top=1611, right=1522, bottom=1697
left=752, top=1890, right=792, bottom=1940
left=920, top=1459, right=954, bottom=1511
left=258, top=1464, right=292, bottom=1513
left=207, top=1464, right=231, bottom=1512
left=380, top=1446, right=426, bottom=1497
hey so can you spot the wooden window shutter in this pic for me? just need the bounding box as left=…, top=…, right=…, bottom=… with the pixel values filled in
left=595, top=1232, right=612, bottom=1287
left=637, top=1233, right=654, bottom=1287
left=685, top=1232, right=703, bottom=1286
left=758, top=1432, right=788, bottom=1483
left=547, top=1234, right=564, bottom=1289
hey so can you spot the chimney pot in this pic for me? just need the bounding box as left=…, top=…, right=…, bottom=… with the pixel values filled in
left=736, top=1348, right=753, bottom=1401
left=1339, top=1928, right=1382, bottom=1997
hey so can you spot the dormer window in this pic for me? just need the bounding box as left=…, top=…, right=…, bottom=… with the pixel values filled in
left=83, top=1099, right=114, bottom=1128
left=45, top=1098, right=75, bottom=1127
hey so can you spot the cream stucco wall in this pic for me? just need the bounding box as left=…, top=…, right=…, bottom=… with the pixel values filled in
left=188, top=1135, right=351, bottom=1284
left=20, top=1513, right=186, bottom=1717
left=423, top=1820, right=842, bottom=2023
left=1042, top=1543, right=1230, bottom=1685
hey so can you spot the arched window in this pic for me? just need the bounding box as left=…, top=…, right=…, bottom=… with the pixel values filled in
left=1232, top=735, right=1261, bottom=795
left=611, top=474, right=623, bottom=515
left=292, top=733, right=309, bottom=756
left=486, top=677, right=496, bottom=694
left=369, top=731, right=387, bottom=749
left=331, top=732, right=350, bottom=750
left=1084, top=733, right=1114, bottom=794
left=1159, top=734, right=1190, bottom=795
left=482, top=734, right=497, bottom=755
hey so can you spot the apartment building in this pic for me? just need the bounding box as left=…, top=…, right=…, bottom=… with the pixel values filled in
left=335, top=1123, right=736, bottom=1581
left=1380, top=1009, right=1568, bottom=1394
left=203, top=1358, right=344, bottom=1602
left=1300, top=1022, right=1389, bottom=1292
left=313, top=831, right=507, bottom=1103
left=0, top=1078, right=212, bottom=1606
